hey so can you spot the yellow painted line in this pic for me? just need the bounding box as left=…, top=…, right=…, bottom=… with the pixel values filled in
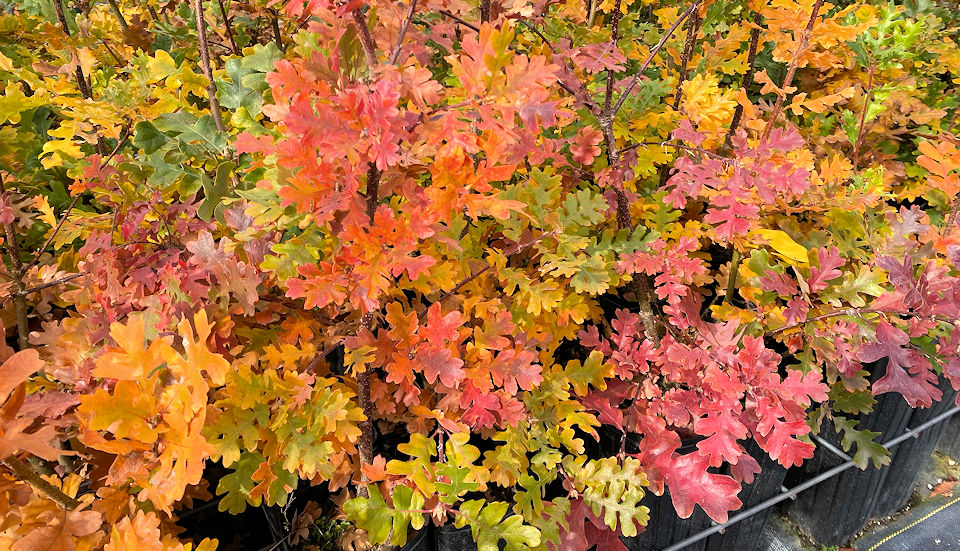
left=866, top=494, right=960, bottom=551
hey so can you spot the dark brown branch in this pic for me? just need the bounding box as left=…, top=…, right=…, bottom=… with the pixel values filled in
left=438, top=10, right=480, bottom=32
left=725, top=11, right=762, bottom=146
left=610, top=0, right=702, bottom=117
left=271, top=10, right=284, bottom=52
left=389, top=0, right=418, bottom=64
left=603, top=0, right=624, bottom=116
left=759, top=0, right=823, bottom=142
left=216, top=0, right=241, bottom=55
left=15, top=273, right=85, bottom=298
left=351, top=9, right=379, bottom=69
left=193, top=0, right=226, bottom=133
left=670, top=9, right=700, bottom=111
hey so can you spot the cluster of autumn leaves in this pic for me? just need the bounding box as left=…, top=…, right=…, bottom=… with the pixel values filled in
left=1, top=0, right=960, bottom=550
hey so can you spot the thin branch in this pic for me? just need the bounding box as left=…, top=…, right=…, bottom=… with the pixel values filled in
left=388, top=0, right=418, bottom=64
left=14, top=273, right=85, bottom=298
left=192, top=0, right=226, bottom=133
left=610, top=0, right=702, bottom=117
left=0, top=175, right=28, bottom=350
left=725, top=11, right=762, bottom=146
left=271, top=10, right=284, bottom=53
left=25, top=127, right=130, bottom=273
left=351, top=9, right=379, bottom=69
left=438, top=10, right=480, bottom=32
left=216, top=0, right=241, bottom=55
left=603, top=0, right=624, bottom=116
left=106, top=0, right=129, bottom=30
left=670, top=9, right=700, bottom=111
left=2, top=456, right=81, bottom=510
left=759, top=0, right=823, bottom=142
left=852, top=63, right=875, bottom=169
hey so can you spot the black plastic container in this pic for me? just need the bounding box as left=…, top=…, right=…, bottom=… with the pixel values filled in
left=621, top=439, right=787, bottom=551
left=400, top=526, right=433, bottom=551
left=703, top=440, right=787, bottom=551
left=872, top=376, right=958, bottom=518
left=938, top=415, right=960, bottom=459
left=784, top=360, right=915, bottom=546
left=622, top=487, right=714, bottom=551
left=436, top=524, right=476, bottom=551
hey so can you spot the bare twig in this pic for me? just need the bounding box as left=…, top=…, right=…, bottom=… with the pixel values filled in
left=438, top=10, right=480, bottom=32
left=670, top=9, right=701, bottom=111
left=759, top=0, right=823, bottom=142
left=725, top=11, right=762, bottom=146
left=852, top=63, right=875, bottom=169
left=388, top=0, right=418, bottom=64
left=215, top=0, right=241, bottom=55
left=193, top=0, right=226, bottom=133
left=271, top=10, right=284, bottom=52
left=610, top=0, right=702, bottom=117
left=603, top=0, right=624, bottom=116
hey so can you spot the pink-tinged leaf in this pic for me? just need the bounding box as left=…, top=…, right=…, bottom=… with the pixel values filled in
left=730, top=453, right=761, bottom=484
left=759, top=270, right=797, bottom=296
left=554, top=498, right=630, bottom=551
left=666, top=452, right=742, bottom=523
left=461, top=383, right=499, bottom=428
left=774, top=370, right=829, bottom=407
left=808, top=247, right=844, bottom=292
left=571, top=127, right=603, bottom=165
left=784, top=297, right=809, bottom=325
left=695, top=411, right=748, bottom=467
left=671, top=119, right=706, bottom=146
left=861, top=322, right=942, bottom=407
left=572, top=42, right=627, bottom=74
left=418, top=345, right=465, bottom=387
left=490, top=346, right=542, bottom=394
left=755, top=418, right=815, bottom=467
left=755, top=126, right=805, bottom=155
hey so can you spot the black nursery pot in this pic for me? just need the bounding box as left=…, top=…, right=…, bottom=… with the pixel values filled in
left=872, top=376, right=959, bottom=518
left=784, top=360, right=915, bottom=547
left=703, top=440, right=787, bottom=551
left=400, top=525, right=434, bottom=551
left=621, top=439, right=787, bottom=551
left=938, top=414, right=960, bottom=459
left=436, top=523, right=480, bottom=551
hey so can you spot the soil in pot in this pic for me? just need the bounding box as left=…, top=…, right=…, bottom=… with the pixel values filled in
left=784, top=360, right=915, bottom=547
left=872, top=376, right=959, bottom=518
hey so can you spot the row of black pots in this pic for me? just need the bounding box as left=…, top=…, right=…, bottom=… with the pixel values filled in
left=621, top=439, right=787, bottom=551
left=402, top=368, right=958, bottom=550
left=785, top=372, right=958, bottom=546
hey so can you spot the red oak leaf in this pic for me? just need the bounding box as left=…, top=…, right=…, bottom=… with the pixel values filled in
left=418, top=345, right=465, bottom=388
left=665, top=452, right=743, bottom=523
left=861, top=322, right=942, bottom=407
